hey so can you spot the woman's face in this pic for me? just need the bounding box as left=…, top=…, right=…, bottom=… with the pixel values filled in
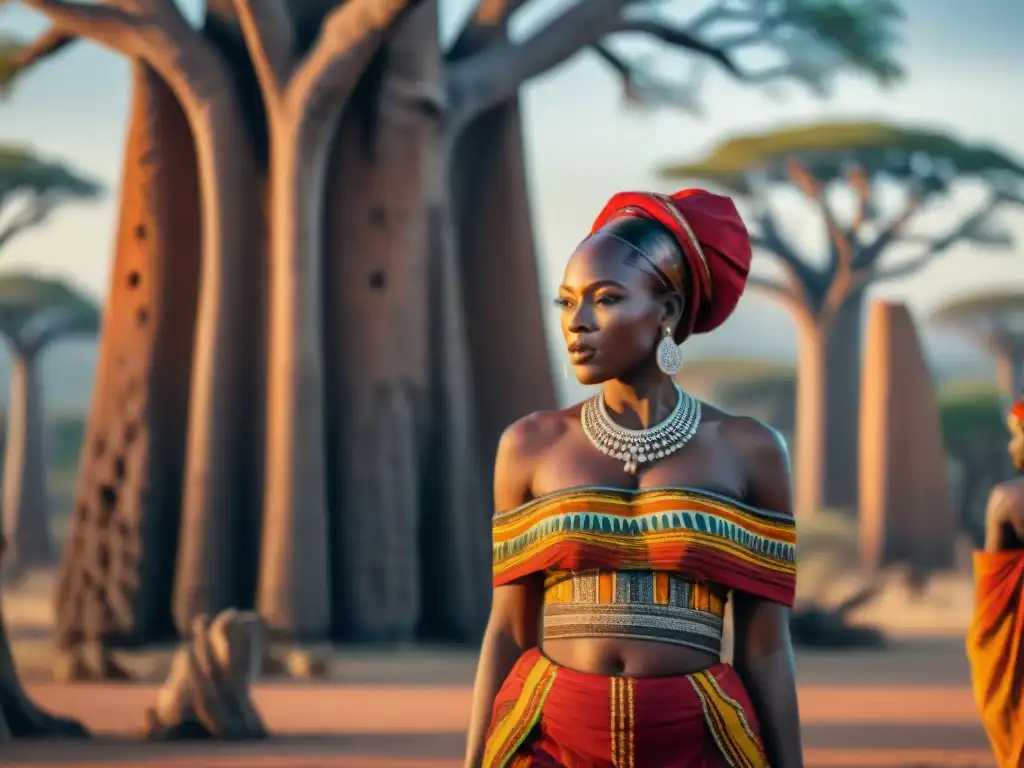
left=557, top=235, right=677, bottom=386
left=1009, top=412, right=1024, bottom=472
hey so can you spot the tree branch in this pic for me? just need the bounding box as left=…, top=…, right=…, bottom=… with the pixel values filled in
left=16, top=0, right=141, bottom=48
left=873, top=192, right=1014, bottom=282
left=449, top=0, right=528, bottom=60
left=855, top=189, right=922, bottom=268
left=9, top=27, right=78, bottom=74
left=286, top=0, right=416, bottom=117
left=446, top=0, right=628, bottom=133
left=591, top=42, right=704, bottom=115
left=619, top=18, right=739, bottom=77
left=231, top=0, right=296, bottom=102
left=747, top=196, right=825, bottom=301
left=785, top=159, right=852, bottom=276
left=746, top=274, right=811, bottom=321
left=0, top=201, right=51, bottom=253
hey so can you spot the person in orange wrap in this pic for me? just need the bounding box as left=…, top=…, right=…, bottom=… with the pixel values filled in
left=463, top=190, right=802, bottom=768
left=966, top=392, right=1024, bottom=767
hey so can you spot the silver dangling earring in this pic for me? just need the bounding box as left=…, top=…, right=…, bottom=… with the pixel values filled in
left=656, top=326, right=682, bottom=376
left=563, top=362, right=570, bottom=381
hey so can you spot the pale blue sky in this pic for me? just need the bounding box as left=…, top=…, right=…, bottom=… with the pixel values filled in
left=1, top=0, right=1023, bottom=402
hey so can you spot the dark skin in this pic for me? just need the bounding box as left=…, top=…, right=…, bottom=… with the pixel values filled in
left=983, top=412, right=1024, bottom=553
left=463, top=233, right=803, bottom=768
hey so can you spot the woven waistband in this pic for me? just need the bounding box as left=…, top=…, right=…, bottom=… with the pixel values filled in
left=542, top=569, right=725, bottom=654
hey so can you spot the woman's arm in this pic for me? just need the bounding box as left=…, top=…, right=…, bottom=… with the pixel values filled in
left=463, top=416, right=548, bottom=768
left=728, top=418, right=803, bottom=768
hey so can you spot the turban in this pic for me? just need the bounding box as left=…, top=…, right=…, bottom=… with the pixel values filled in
left=1012, top=396, right=1024, bottom=423
left=590, top=189, right=752, bottom=343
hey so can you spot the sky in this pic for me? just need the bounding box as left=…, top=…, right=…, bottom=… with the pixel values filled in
left=1, top=0, right=1023, bottom=404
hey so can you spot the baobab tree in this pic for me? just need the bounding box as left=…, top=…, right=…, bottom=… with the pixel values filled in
left=11, top=0, right=911, bottom=649
left=0, top=274, right=99, bottom=576
left=931, top=288, right=1024, bottom=407
left=661, top=121, right=1024, bottom=518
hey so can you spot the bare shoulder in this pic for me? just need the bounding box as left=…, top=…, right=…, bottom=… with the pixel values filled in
left=987, top=477, right=1024, bottom=515
left=710, top=405, right=792, bottom=514
left=493, top=408, right=576, bottom=513
left=712, top=406, right=790, bottom=466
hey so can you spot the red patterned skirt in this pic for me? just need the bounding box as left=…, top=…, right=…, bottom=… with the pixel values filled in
left=482, top=648, right=767, bottom=768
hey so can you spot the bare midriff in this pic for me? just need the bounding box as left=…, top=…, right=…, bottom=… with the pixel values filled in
left=542, top=637, right=720, bottom=677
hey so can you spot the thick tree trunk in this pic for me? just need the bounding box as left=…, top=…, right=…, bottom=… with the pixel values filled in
left=419, top=195, right=492, bottom=640
left=821, top=287, right=865, bottom=513
left=794, top=318, right=828, bottom=518
left=255, top=111, right=332, bottom=641
left=172, top=86, right=263, bottom=635
left=54, top=65, right=200, bottom=648
left=1, top=539, right=87, bottom=738
left=1, top=349, right=52, bottom=575
left=322, top=8, right=437, bottom=641
left=449, top=98, right=557, bottom=471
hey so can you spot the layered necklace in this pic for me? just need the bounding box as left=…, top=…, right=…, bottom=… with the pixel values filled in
left=580, top=383, right=701, bottom=475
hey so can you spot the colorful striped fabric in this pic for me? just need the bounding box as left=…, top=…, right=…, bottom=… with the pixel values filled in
left=492, top=486, right=796, bottom=606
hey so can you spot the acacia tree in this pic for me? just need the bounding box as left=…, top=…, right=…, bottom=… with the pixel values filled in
left=931, top=290, right=1024, bottom=407
left=661, top=121, right=1024, bottom=518
left=0, top=275, right=99, bottom=576
left=10, top=0, right=910, bottom=647
left=0, top=151, right=101, bottom=570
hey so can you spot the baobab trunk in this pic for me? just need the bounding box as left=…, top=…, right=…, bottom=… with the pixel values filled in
left=419, top=192, right=492, bottom=640
left=449, top=98, right=557, bottom=470
left=322, top=8, right=438, bottom=640
left=794, top=318, right=828, bottom=518
left=54, top=65, right=200, bottom=647
left=1, top=348, right=52, bottom=575
left=255, top=102, right=332, bottom=641
left=821, top=286, right=866, bottom=513
left=172, top=85, right=264, bottom=635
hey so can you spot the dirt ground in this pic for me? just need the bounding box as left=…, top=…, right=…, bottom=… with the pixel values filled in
left=1, top=527, right=992, bottom=768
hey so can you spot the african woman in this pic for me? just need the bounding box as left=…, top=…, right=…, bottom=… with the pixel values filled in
left=967, top=392, right=1024, bottom=768
left=463, top=189, right=802, bottom=768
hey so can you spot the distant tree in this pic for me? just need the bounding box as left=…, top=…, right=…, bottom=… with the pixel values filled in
left=0, top=274, right=100, bottom=576
left=661, top=121, right=1024, bottom=518
left=931, top=289, right=1024, bottom=406
left=0, top=146, right=103, bottom=255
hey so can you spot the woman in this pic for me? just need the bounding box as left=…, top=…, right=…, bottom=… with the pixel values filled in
left=967, top=392, right=1024, bottom=767
left=463, top=189, right=802, bottom=768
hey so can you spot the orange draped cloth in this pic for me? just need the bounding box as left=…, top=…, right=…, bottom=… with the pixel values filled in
left=966, top=550, right=1024, bottom=767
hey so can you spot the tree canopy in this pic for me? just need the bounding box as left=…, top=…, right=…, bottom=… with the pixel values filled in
left=660, top=121, right=1024, bottom=195
left=658, top=120, right=1024, bottom=321
left=931, top=288, right=1024, bottom=328
left=0, top=145, right=103, bottom=252
left=0, top=272, right=100, bottom=353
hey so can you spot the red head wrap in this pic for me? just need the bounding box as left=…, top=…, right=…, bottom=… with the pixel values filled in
left=590, top=189, right=752, bottom=342
left=1012, top=397, right=1024, bottom=423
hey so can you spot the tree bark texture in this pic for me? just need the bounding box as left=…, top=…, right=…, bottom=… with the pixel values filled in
left=172, top=10, right=268, bottom=638
left=448, top=96, right=557, bottom=477
left=54, top=64, right=200, bottom=647
left=321, top=6, right=437, bottom=640
left=793, top=318, right=827, bottom=519
left=171, top=85, right=263, bottom=636
left=419, top=196, right=492, bottom=640
left=1, top=350, right=53, bottom=575
left=820, top=286, right=865, bottom=513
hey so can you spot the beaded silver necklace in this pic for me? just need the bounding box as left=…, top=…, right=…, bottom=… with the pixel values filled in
left=580, top=383, right=701, bottom=475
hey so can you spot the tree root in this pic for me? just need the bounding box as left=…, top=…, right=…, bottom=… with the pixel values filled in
left=0, top=535, right=88, bottom=740
left=144, top=609, right=267, bottom=740
left=53, top=642, right=133, bottom=682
